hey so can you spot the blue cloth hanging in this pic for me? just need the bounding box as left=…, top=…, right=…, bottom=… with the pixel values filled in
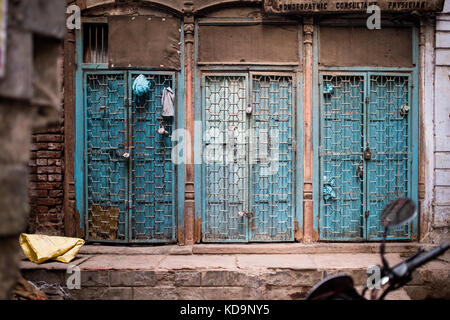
left=323, top=83, right=334, bottom=95
left=133, top=74, right=150, bottom=96
left=323, top=176, right=337, bottom=201
left=133, top=74, right=150, bottom=106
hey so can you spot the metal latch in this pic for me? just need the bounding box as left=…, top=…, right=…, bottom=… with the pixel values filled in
left=364, top=145, right=372, bottom=161
left=365, top=210, right=370, bottom=219
left=238, top=211, right=254, bottom=218
left=357, top=166, right=363, bottom=179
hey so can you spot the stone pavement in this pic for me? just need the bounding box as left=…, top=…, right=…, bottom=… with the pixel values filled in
left=20, top=244, right=450, bottom=300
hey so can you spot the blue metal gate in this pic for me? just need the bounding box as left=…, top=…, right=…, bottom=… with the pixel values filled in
left=202, top=73, right=295, bottom=242
left=319, top=73, right=414, bottom=241
left=85, top=71, right=176, bottom=243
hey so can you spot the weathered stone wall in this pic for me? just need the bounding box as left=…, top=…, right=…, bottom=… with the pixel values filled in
left=0, top=0, right=65, bottom=299
left=20, top=250, right=450, bottom=300
left=431, top=0, right=450, bottom=243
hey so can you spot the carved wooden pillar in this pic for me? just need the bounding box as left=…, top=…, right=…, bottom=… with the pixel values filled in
left=303, top=18, right=315, bottom=243
left=183, top=1, right=195, bottom=245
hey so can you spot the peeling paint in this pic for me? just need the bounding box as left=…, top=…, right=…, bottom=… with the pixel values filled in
left=74, top=208, right=85, bottom=239
left=312, top=229, right=319, bottom=242
left=88, top=205, right=119, bottom=240
left=194, top=218, right=202, bottom=243
left=178, top=226, right=185, bottom=245
left=294, top=220, right=303, bottom=241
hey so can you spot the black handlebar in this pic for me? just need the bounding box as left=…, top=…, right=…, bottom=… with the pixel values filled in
left=377, top=242, right=450, bottom=300
left=406, top=242, right=449, bottom=272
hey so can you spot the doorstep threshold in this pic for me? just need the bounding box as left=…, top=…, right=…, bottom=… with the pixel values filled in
left=78, top=242, right=430, bottom=256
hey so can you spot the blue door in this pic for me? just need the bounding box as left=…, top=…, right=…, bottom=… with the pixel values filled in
left=319, top=73, right=415, bottom=241
left=202, top=73, right=295, bottom=242
left=85, top=71, right=176, bottom=243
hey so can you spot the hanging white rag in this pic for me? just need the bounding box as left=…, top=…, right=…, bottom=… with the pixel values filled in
left=161, top=87, right=175, bottom=117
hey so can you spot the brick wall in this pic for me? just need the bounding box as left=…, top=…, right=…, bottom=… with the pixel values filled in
left=28, top=118, right=65, bottom=236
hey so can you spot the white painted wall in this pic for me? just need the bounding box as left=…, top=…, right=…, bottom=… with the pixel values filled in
left=432, top=0, right=450, bottom=242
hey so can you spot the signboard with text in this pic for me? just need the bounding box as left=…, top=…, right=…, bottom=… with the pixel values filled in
left=264, top=0, right=445, bottom=14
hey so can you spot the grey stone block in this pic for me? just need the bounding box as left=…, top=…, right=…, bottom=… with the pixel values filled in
left=69, top=286, right=133, bottom=300
left=0, top=165, right=29, bottom=236
left=80, top=270, right=110, bottom=287
left=0, top=29, right=33, bottom=100
left=201, top=270, right=260, bottom=288
left=263, top=270, right=323, bottom=287
left=23, top=0, right=66, bottom=39
left=133, top=286, right=178, bottom=300
left=174, top=271, right=201, bottom=286
left=110, top=271, right=156, bottom=287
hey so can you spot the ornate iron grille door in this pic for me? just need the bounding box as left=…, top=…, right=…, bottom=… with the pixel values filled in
left=129, top=72, right=175, bottom=242
left=202, top=75, right=249, bottom=242
left=250, top=74, right=295, bottom=241
left=85, top=72, right=128, bottom=241
left=202, top=73, right=295, bottom=242
left=85, top=71, right=176, bottom=243
left=319, top=74, right=365, bottom=241
left=319, top=73, right=414, bottom=241
left=366, top=74, right=411, bottom=240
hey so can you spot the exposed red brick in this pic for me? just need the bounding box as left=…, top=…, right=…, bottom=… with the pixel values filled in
left=37, top=206, right=49, bottom=213
left=30, top=190, right=48, bottom=197
left=49, top=190, right=63, bottom=197
left=37, top=198, right=62, bottom=206
left=37, top=166, right=62, bottom=174
left=48, top=159, right=62, bottom=166
left=36, top=159, right=48, bottom=166
left=48, top=174, right=62, bottom=182
left=28, top=125, right=65, bottom=236
left=37, top=151, right=62, bottom=159
left=35, top=134, right=64, bottom=143
left=37, top=182, right=62, bottom=190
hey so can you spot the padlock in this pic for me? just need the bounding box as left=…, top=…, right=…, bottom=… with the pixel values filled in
left=158, top=122, right=168, bottom=135
left=400, top=105, right=410, bottom=117
left=246, top=104, right=253, bottom=115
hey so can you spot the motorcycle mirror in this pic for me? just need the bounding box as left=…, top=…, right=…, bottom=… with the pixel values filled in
left=305, top=274, right=360, bottom=300
left=381, top=198, right=417, bottom=229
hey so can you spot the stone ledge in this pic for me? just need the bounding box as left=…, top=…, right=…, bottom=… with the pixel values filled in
left=79, top=244, right=192, bottom=256
left=193, top=243, right=433, bottom=255
left=76, top=243, right=433, bottom=256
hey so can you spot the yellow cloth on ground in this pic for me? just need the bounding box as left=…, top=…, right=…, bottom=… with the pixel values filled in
left=20, top=233, right=85, bottom=264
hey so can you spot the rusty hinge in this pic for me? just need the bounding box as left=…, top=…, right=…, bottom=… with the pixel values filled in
left=365, top=96, right=370, bottom=104
left=365, top=210, right=370, bottom=219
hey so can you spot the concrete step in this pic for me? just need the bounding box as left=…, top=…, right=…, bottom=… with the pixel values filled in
left=20, top=252, right=450, bottom=300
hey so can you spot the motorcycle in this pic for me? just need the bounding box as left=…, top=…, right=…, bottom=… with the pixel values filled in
left=305, top=198, right=450, bottom=300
